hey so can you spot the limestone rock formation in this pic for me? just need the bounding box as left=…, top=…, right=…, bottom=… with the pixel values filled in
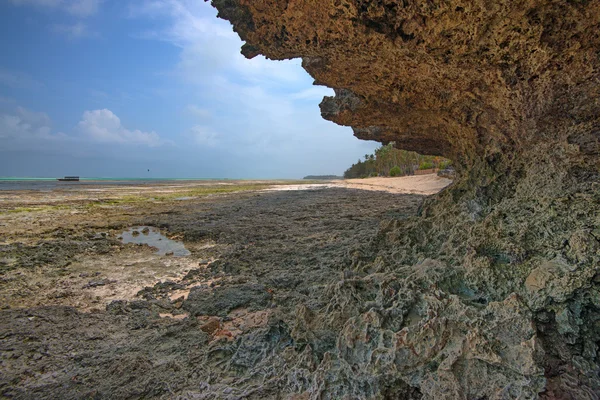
left=209, top=0, right=600, bottom=398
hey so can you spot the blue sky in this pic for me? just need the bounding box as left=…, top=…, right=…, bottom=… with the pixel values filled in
left=0, top=0, right=378, bottom=179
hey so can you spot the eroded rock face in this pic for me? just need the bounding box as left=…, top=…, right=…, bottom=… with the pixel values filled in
left=209, top=0, right=600, bottom=398
left=212, top=0, right=599, bottom=166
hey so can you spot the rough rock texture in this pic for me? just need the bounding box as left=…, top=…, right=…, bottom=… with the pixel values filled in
left=0, top=188, right=425, bottom=399
left=208, top=0, right=600, bottom=398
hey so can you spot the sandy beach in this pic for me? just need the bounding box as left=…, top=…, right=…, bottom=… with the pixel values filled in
left=341, top=174, right=452, bottom=195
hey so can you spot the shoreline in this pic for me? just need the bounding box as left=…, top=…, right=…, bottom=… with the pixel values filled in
left=0, top=174, right=452, bottom=194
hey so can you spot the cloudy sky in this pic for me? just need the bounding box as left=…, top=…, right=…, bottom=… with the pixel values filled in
left=0, top=0, right=378, bottom=179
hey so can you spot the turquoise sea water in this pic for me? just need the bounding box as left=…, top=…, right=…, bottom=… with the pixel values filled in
left=0, top=177, right=229, bottom=191
left=0, top=177, right=221, bottom=181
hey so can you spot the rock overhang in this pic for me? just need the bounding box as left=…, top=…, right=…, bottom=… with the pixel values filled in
left=208, top=0, right=600, bottom=177
left=199, top=2, right=600, bottom=397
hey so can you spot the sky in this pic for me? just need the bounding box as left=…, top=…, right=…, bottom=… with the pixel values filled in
left=0, top=0, right=379, bottom=179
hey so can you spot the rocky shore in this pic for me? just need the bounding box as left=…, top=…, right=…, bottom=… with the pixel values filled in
left=1, top=181, right=428, bottom=398
left=2, top=0, right=600, bottom=396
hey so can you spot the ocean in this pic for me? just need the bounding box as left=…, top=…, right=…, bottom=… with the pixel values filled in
left=0, top=178, right=223, bottom=191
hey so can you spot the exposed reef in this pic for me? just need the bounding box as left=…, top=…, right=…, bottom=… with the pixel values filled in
left=210, top=0, right=600, bottom=398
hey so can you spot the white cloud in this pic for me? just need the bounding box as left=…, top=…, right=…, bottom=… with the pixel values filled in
left=9, top=0, right=102, bottom=17
left=0, top=106, right=169, bottom=155
left=290, top=86, right=335, bottom=101
left=129, top=1, right=235, bottom=44
left=190, top=125, right=218, bottom=147
left=128, top=1, right=328, bottom=153
left=0, top=106, right=65, bottom=140
left=52, top=21, right=97, bottom=39
left=129, top=0, right=304, bottom=86
left=77, top=109, right=163, bottom=147
left=126, top=0, right=380, bottom=176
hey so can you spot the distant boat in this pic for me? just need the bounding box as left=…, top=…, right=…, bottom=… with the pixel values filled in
left=57, top=176, right=80, bottom=182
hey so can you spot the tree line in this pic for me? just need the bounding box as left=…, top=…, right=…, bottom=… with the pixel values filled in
left=344, top=143, right=451, bottom=179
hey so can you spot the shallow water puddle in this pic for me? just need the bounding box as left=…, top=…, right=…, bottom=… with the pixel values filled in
left=120, top=226, right=191, bottom=256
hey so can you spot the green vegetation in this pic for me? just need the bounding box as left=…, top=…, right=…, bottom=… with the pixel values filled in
left=85, top=184, right=274, bottom=206
left=343, top=143, right=451, bottom=179
left=439, top=159, right=452, bottom=170
left=85, top=195, right=149, bottom=209
left=419, top=161, right=435, bottom=170
left=389, top=166, right=402, bottom=177
left=153, top=184, right=272, bottom=201
left=1, top=204, right=72, bottom=215
left=0, top=183, right=280, bottom=215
